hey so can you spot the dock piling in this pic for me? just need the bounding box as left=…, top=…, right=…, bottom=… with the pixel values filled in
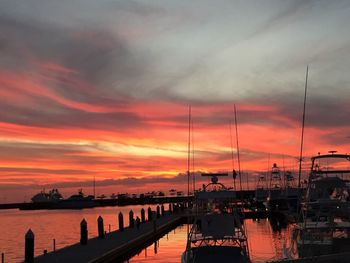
left=147, top=207, right=152, bottom=221
left=118, top=212, right=124, bottom=231
left=136, top=216, right=141, bottom=230
left=161, top=204, right=165, bottom=216
left=97, top=216, right=105, bottom=239
left=141, top=208, right=145, bottom=223
left=53, top=239, right=56, bottom=252
left=156, top=206, right=160, bottom=218
left=80, top=219, right=88, bottom=245
left=129, top=210, right=134, bottom=228
left=2, top=252, right=4, bottom=263
left=168, top=203, right=172, bottom=214
left=25, top=229, right=34, bottom=263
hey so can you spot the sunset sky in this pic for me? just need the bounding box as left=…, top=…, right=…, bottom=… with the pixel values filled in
left=1, top=0, right=350, bottom=202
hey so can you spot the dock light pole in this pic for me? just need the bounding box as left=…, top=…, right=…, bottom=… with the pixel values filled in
left=25, top=229, right=34, bottom=263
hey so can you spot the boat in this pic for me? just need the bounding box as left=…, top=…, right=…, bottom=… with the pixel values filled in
left=293, top=152, right=350, bottom=257
left=267, top=163, right=288, bottom=211
left=181, top=173, right=250, bottom=263
left=254, top=172, right=268, bottom=211
left=31, top=189, right=63, bottom=203
left=58, top=189, right=95, bottom=209
left=20, top=189, right=95, bottom=210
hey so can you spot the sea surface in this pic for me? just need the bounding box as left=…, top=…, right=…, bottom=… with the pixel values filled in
left=0, top=206, right=294, bottom=262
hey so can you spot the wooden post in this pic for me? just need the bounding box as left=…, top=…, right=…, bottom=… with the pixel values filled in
left=136, top=216, right=141, bottom=230
left=24, top=229, right=34, bottom=263
left=118, top=212, right=124, bottom=231
left=97, top=216, right=105, bottom=239
left=108, top=224, right=111, bottom=233
left=169, top=203, right=172, bottom=214
left=156, top=205, right=160, bottom=218
left=80, top=219, right=88, bottom=245
left=161, top=204, right=165, bottom=216
left=148, top=207, right=152, bottom=221
left=129, top=210, right=134, bottom=228
left=53, top=238, right=56, bottom=252
left=2, top=252, right=4, bottom=263
left=141, top=208, right=146, bottom=223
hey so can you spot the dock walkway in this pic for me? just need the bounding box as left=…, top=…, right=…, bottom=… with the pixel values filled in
left=34, top=213, right=184, bottom=263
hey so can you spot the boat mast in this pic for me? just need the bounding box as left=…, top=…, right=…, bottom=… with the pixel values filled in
left=187, top=105, right=191, bottom=197
left=298, top=66, right=309, bottom=188
left=234, top=105, right=243, bottom=193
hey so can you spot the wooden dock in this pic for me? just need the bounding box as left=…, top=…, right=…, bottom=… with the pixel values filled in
left=33, top=213, right=184, bottom=263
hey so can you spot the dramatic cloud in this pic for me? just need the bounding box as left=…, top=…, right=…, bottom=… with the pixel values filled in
left=1, top=0, right=350, bottom=201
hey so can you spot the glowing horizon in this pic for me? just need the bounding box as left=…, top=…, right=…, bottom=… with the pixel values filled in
left=1, top=1, right=350, bottom=202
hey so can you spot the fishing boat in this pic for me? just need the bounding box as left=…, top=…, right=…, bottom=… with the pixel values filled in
left=267, top=163, right=289, bottom=212
left=181, top=173, right=250, bottom=263
left=254, top=172, right=268, bottom=211
left=293, top=152, right=350, bottom=257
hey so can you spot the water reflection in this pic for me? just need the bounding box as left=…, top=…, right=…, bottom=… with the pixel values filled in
left=129, top=219, right=293, bottom=263
left=0, top=205, right=160, bottom=262
left=0, top=206, right=294, bottom=263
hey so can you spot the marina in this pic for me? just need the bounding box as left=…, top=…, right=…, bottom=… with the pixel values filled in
left=1, top=1, right=350, bottom=262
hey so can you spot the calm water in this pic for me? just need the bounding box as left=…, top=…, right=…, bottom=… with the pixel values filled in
left=0, top=206, right=293, bottom=263
left=130, top=220, right=293, bottom=263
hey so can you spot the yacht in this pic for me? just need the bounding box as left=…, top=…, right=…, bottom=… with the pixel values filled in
left=293, top=152, right=350, bottom=257
left=31, top=189, right=63, bottom=203
left=59, top=189, right=95, bottom=209
left=181, top=173, right=250, bottom=263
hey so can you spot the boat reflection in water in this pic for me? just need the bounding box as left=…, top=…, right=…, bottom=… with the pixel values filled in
left=182, top=173, right=250, bottom=263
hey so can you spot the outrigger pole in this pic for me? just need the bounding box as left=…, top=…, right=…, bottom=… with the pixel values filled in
left=191, top=119, right=195, bottom=193
left=298, top=66, right=309, bottom=188
left=234, top=105, right=243, bottom=193
left=229, top=120, right=236, bottom=190
left=187, top=105, right=191, bottom=197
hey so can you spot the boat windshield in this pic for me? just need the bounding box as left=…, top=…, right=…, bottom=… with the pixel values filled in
left=311, top=154, right=350, bottom=180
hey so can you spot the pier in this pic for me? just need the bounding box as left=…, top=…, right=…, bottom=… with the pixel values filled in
left=32, top=206, right=185, bottom=263
left=21, top=204, right=283, bottom=263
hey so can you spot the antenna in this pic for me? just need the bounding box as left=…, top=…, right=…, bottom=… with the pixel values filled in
left=234, top=105, right=243, bottom=193
left=298, top=66, right=309, bottom=188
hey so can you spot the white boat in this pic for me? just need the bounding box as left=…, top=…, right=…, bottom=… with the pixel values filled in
left=181, top=173, right=250, bottom=263
left=294, top=152, right=350, bottom=257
